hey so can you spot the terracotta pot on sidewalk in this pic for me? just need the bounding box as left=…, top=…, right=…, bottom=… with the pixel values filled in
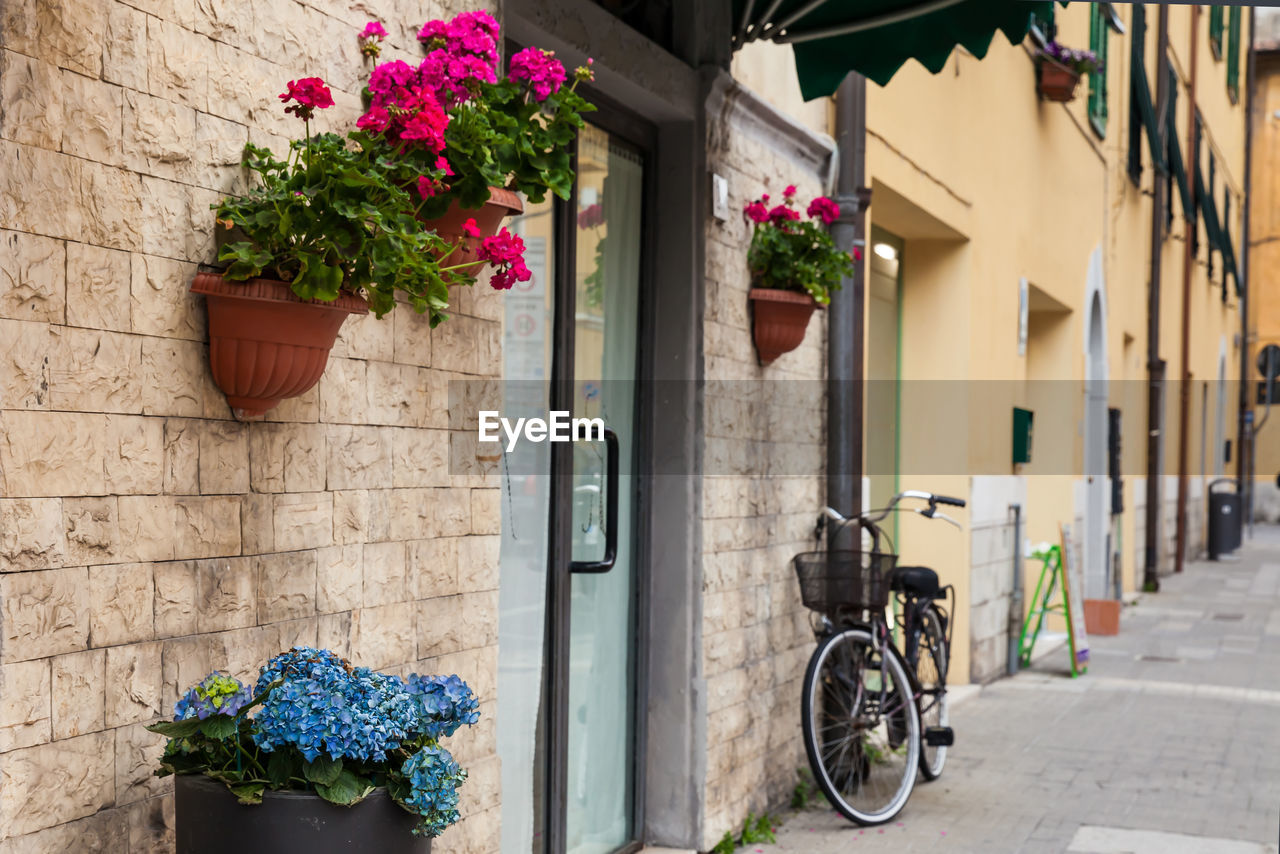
left=749, top=288, right=821, bottom=365
left=1037, top=57, right=1081, bottom=102
left=191, top=272, right=368, bottom=419
left=1083, top=598, right=1121, bottom=636
left=419, top=186, right=524, bottom=269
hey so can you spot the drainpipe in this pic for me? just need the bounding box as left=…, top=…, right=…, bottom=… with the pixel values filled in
left=1239, top=6, right=1257, bottom=534
left=1144, top=5, right=1170, bottom=592
left=1007, top=503, right=1023, bottom=677
left=828, top=73, right=871, bottom=535
left=1175, top=4, right=1201, bottom=573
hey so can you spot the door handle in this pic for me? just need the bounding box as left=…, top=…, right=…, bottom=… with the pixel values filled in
left=570, top=427, right=619, bottom=574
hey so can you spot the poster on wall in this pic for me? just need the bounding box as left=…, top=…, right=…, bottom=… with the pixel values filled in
left=1059, top=523, right=1090, bottom=675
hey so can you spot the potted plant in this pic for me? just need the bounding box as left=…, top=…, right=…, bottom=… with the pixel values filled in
left=356, top=11, right=595, bottom=263
left=149, top=647, right=478, bottom=854
left=744, top=187, right=856, bottom=365
left=202, top=76, right=536, bottom=418
left=1036, top=42, right=1103, bottom=103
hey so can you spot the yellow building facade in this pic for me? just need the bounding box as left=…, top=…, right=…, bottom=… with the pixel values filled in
left=735, top=3, right=1249, bottom=684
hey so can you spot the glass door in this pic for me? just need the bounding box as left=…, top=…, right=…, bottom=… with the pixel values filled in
left=497, top=119, right=647, bottom=854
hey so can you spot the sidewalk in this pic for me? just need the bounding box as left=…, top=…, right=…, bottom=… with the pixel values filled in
left=771, top=531, right=1280, bottom=853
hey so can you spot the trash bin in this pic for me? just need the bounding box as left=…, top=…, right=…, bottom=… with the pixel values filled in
left=1208, top=478, right=1243, bottom=560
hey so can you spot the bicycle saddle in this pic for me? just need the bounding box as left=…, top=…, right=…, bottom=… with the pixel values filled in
left=889, top=565, right=945, bottom=600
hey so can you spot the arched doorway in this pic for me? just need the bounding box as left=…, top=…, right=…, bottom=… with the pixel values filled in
left=1083, top=252, right=1109, bottom=599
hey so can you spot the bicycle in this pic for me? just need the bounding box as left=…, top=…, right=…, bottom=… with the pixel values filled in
left=793, top=490, right=965, bottom=825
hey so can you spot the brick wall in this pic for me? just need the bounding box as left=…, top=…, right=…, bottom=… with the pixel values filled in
left=700, top=82, right=831, bottom=849
left=0, top=2, right=501, bottom=851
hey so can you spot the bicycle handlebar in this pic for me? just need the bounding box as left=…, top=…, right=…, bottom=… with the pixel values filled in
left=821, top=490, right=966, bottom=529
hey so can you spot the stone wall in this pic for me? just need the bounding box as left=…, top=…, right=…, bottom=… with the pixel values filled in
left=0, top=1, right=501, bottom=851
left=699, top=80, right=833, bottom=849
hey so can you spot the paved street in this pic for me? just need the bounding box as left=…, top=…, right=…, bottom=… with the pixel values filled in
left=772, top=528, right=1280, bottom=854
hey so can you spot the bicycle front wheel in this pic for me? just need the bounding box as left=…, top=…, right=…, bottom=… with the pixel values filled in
left=915, top=605, right=949, bottom=780
left=801, top=627, right=920, bottom=825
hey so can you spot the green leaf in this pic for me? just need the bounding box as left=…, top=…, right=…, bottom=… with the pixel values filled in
left=198, top=715, right=239, bottom=740
left=303, top=755, right=343, bottom=786
left=315, top=769, right=372, bottom=806
left=267, top=748, right=300, bottom=788
left=230, top=782, right=266, bottom=805
left=147, top=718, right=203, bottom=738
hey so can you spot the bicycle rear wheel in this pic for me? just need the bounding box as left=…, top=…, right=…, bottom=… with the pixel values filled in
left=801, top=627, right=920, bottom=825
left=914, top=605, right=949, bottom=780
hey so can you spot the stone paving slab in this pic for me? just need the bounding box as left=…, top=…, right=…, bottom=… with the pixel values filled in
left=770, top=531, right=1280, bottom=853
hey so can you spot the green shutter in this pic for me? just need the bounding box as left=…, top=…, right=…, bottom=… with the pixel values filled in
left=1227, top=6, right=1242, bottom=103
left=1088, top=4, right=1109, bottom=138
left=1209, top=7, right=1224, bottom=60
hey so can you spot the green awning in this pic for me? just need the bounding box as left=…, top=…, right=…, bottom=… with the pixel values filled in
left=733, top=0, right=1057, bottom=99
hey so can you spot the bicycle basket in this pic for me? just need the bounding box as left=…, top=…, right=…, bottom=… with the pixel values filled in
left=792, top=550, right=897, bottom=613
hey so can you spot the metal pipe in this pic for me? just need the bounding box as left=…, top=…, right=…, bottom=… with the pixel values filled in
left=1144, top=5, right=1171, bottom=592
left=1175, top=4, right=1201, bottom=574
left=828, top=74, right=869, bottom=538
left=773, top=0, right=968, bottom=44
left=1240, top=6, right=1257, bottom=535
left=1007, top=503, right=1023, bottom=677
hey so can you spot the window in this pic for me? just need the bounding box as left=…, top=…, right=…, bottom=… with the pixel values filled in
left=1209, top=7, right=1224, bottom=60
left=1089, top=4, right=1109, bottom=138
left=1227, top=6, right=1242, bottom=103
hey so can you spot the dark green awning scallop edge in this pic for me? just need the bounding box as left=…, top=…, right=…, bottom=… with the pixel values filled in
left=733, top=0, right=1058, bottom=99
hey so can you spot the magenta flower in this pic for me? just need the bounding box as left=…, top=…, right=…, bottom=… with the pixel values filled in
left=435, top=156, right=453, bottom=176
left=784, top=184, right=797, bottom=197
left=368, top=60, right=417, bottom=97
left=807, top=196, right=840, bottom=225
left=279, top=77, right=334, bottom=120
left=360, top=21, right=387, bottom=57
left=768, top=204, right=800, bottom=223
left=414, top=10, right=499, bottom=105
left=478, top=228, right=532, bottom=290
left=356, top=106, right=390, bottom=133
left=462, top=218, right=481, bottom=238
left=744, top=200, right=770, bottom=224
left=509, top=47, right=567, bottom=102
left=399, top=99, right=449, bottom=152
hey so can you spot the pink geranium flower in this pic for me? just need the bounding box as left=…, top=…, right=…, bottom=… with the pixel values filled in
left=509, top=46, right=567, bottom=101
left=356, top=106, right=390, bottom=133
left=478, top=227, right=532, bottom=290
left=360, top=21, right=387, bottom=57
left=462, top=218, right=481, bottom=238
left=744, top=200, right=770, bottom=224
left=807, top=196, right=840, bottom=225
left=279, top=77, right=334, bottom=120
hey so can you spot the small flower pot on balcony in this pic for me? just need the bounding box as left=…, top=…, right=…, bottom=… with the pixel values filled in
left=420, top=186, right=524, bottom=268
left=175, top=774, right=430, bottom=854
left=748, top=287, right=821, bottom=365
left=1037, top=58, right=1081, bottom=102
left=191, top=272, right=368, bottom=419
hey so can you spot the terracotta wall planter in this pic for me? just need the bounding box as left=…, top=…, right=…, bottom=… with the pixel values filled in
left=748, top=288, right=820, bottom=365
left=175, top=774, right=430, bottom=854
left=420, top=186, right=524, bottom=268
left=1037, top=58, right=1081, bottom=102
left=191, top=273, right=368, bottom=419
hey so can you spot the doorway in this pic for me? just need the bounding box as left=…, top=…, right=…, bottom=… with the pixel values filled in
left=497, top=118, right=651, bottom=854
left=1083, top=252, right=1109, bottom=600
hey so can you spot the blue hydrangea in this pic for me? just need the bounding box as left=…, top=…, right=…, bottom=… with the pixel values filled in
left=173, top=673, right=253, bottom=721
left=405, top=674, right=480, bottom=740
left=251, top=648, right=419, bottom=762
left=400, top=744, right=467, bottom=837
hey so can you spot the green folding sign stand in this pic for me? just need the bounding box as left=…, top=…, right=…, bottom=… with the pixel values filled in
left=1017, top=543, right=1086, bottom=678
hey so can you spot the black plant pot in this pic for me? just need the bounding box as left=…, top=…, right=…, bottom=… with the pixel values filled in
left=175, top=774, right=431, bottom=854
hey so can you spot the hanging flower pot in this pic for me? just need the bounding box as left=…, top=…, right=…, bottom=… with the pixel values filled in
left=191, top=273, right=368, bottom=418
left=1037, top=57, right=1081, bottom=102
left=419, top=187, right=525, bottom=268
left=175, top=775, right=431, bottom=854
left=749, top=288, right=821, bottom=365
